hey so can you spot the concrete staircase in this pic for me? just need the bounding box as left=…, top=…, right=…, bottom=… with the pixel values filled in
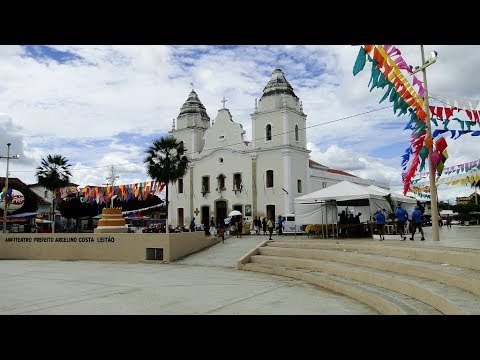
left=237, top=239, right=480, bottom=315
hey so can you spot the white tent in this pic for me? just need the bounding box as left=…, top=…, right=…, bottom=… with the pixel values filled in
left=295, top=180, right=392, bottom=226
left=365, top=185, right=417, bottom=213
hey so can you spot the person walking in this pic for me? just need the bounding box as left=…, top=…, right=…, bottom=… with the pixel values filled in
left=262, top=217, right=267, bottom=235
left=218, top=223, right=225, bottom=243
left=373, top=209, right=386, bottom=241
left=410, top=205, right=425, bottom=241
left=395, top=204, right=409, bottom=241
left=236, top=218, right=243, bottom=238
left=446, top=215, right=452, bottom=228
left=190, top=217, right=196, bottom=232
left=277, top=215, right=284, bottom=236
left=267, top=217, right=274, bottom=240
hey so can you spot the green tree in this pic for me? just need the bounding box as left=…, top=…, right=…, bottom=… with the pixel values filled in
left=144, top=137, right=189, bottom=233
left=35, top=154, right=72, bottom=233
left=471, top=180, right=480, bottom=205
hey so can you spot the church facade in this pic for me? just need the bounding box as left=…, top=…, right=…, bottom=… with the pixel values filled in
left=168, top=69, right=387, bottom=228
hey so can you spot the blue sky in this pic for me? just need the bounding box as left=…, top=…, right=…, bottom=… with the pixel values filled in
left=0, top=45, right=479, bottom=202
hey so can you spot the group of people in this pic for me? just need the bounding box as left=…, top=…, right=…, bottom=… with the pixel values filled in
left=339, top=211, right=362, bottom=225
left=373, top=203, right=425, bottom=242
left=338, top=210, right=364, bottom=237
left=231, top=215, right=284, bottom=240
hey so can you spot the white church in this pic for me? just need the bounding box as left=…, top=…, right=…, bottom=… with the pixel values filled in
left=168, top=69, right=387, bottom=227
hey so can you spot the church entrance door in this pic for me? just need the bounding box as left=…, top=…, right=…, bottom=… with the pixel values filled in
left=178, top=208, right=184, bottom=228
left=201, top=206, right=209, bottom=228
left=216, top=200, right=227, bottom=227
left=233, top=204, right=243, bottom=214
left=266, top=205, right=275, bottom=222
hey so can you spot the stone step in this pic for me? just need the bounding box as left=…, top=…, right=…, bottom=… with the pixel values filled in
left=258, top=246, right=480, bottom=297
left=250, top=255, right=465, bottom=314
left=327, top=258, right=480, bottom=315
left=270, top=240, right=480, bottom=254
left=242, top=262, right=440, bottom=315
left=265, top=241, right=480, bottom=271
left=242, top=263, right=398, bottom=314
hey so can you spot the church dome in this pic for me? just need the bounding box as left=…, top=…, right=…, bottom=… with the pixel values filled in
left=261, top=69, right=298, bottom=99
left=179, top=90, right=210, bottom=120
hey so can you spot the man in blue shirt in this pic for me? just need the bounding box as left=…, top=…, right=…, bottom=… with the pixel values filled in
left=395, top=204, right=409, bottom=241
left=373, top=209, right=386, bottom=241
left=410, top=206, right=425, bottom=241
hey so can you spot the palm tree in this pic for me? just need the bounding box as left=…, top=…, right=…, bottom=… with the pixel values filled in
left=145, top=137, right=189, bottom=233
left=471, top=180, right=480, bottom=205
left=35, top=154, right=72, bottom=233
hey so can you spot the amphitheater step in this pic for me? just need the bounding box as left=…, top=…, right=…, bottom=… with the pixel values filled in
left=258, top=246, right=480, bottom=297
left=242, top=262, right=440, bottom=315
left=250, top=255, right=466, bottom=314
left=265, top=241, right=480, bottom=271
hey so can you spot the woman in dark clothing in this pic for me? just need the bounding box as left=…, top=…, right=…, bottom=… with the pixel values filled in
left=262, top=217, right=267, bottom=235
left=237, top=219, right=243, bottom=238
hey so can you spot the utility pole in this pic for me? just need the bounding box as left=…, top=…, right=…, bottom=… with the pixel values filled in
left=412, top=45, right=440, bottom=241
left=1, top=143, right=20, bottom=233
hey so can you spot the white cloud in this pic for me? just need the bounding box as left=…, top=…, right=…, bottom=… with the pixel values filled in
left=308, top=143, right=402, bottom=187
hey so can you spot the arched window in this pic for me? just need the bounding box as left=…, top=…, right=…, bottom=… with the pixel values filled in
left=217, top=174, right=225, bottom=190
left=297, top=179, right=302, bottom=193
left=266, top=170, right=274, bottom=188
left=202, top=176, right=210, bottom=194
left=178, top=178, right=184, bottom=193
left=266, top=124, right=272, bottom=141
left=295, top=125, right=299, bottom=141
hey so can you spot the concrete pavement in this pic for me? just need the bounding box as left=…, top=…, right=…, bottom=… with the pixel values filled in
left=1, top=225, right=478, bottom=315
left=0, top=234, right=376, bottom=314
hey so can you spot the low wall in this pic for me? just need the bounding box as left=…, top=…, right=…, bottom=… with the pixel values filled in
left=0, top=232, right=221, bottom=262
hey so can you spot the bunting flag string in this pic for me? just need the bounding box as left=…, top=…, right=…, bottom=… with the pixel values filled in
left=411, top=166, right=480, bottom=186
left=122, top=203, right=164, bottom=215
left=412, top=158, right=480, bottom=182
left=430, top=93, right=480, bottom=112
left=354, top=45, right=480, bottom=194
left=59, top=180, right=166, bottom=204
left=428, top=105, right=480, bottom=124
left=432, top=129, right=480, bottom=139
left=410, top=185, right=430, bottom=193
left=442, top=169, right=480, bottom=186
left=383, top=45, right=426, bottom=96
left=353, top=45, right=430, bottom=195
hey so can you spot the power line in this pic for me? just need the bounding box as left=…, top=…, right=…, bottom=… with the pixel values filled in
left=8, top=105, right=392, bottom=174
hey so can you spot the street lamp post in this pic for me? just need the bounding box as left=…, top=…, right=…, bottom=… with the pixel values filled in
left=1, top=143, right=20, bottom=233
left=411, top=45, right=440, bottom=241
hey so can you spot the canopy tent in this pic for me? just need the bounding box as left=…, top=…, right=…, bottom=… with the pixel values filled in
left=294, top=180, right=392, bottom=227
left=292, top=201, right=338, bottom=224
left=365, top=185, right=417, bottom=213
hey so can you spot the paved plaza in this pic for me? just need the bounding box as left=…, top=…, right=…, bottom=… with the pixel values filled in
left=0, top=225, right=479, bottom=315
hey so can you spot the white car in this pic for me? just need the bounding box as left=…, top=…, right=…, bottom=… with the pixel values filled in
left=281, top=214, right=306, bottom=234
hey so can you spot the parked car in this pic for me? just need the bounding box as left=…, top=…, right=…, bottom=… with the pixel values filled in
left=281, top=214, right=306, bottom=234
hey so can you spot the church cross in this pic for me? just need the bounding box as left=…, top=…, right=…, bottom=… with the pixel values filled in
left=194, top=208, right=200, bottom=216
left=221, top=97, right=227, bottom=109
